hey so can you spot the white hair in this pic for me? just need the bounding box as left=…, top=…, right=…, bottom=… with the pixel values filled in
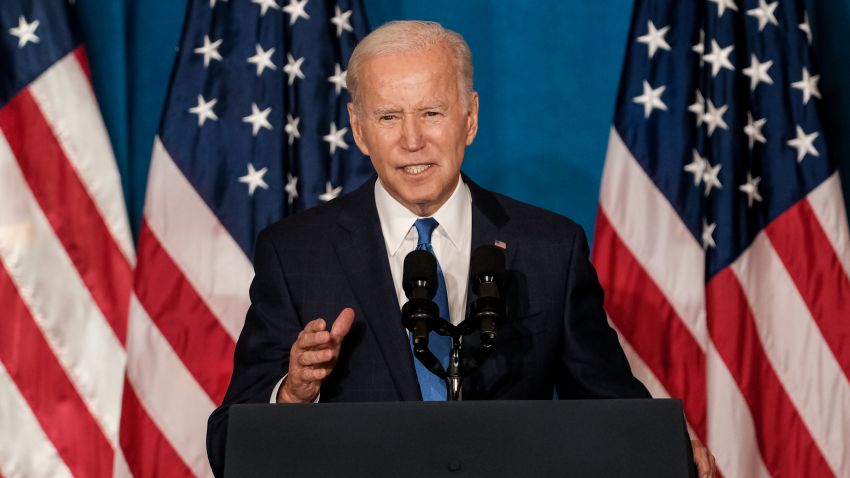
left=346, top=20, right=474, bottom=108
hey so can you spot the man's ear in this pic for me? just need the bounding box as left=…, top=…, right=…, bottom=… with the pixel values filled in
left=347, top=102, right=370, bottom=156
left=465, top=92, right=479, bottom=146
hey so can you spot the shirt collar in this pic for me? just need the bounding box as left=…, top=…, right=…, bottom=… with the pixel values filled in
left=374, top=175, right=471, bottom=256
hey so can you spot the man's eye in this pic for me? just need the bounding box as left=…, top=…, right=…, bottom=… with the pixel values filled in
left=425, top=111, right=440, bottom=117
left=379, top=115, right=396, bottom=121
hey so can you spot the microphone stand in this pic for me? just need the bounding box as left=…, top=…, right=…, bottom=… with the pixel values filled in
left=446, top=335, right=462, bottom=401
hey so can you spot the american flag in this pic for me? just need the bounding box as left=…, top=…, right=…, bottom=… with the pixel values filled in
left=121, top=0, right=372, bottom=476
left=0, top=0, right=135, bottom=476
left=592, top=0, right=850, bottom=476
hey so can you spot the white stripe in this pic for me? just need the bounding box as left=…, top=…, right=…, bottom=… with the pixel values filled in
left=126, top=295, right=215, bottom=478
left=0, top=132, right=125, bottom=447
left=599, top=128, right=708, bottom=350
left=731, top=233, right=850, bottom=476
left=0, top=362, right=73, bottom=478
left=28, top=50, right=135, bottom=265
left=112, top=446, right=133, bottom=478
left=145, top=137, right=252, bottom=340
left=806, top=173, right=850, bottom=280
left=705, top=340, right=771, bottom=478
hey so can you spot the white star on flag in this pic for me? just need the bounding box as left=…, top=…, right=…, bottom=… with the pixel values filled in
left=787, top=125, right=820, bottom=162
left=633, top=80, right=667, bottom=118
left=283, top=0, right=310, bottom=25
left=285, top=173, right=299, bottom=204
left=799, top=12, right=813, bottom=45
left=285, top=114, right=300, bottom=145
left=791, top=68, right=822, bottom=105
left=636, top=21, right=671, bottom=59
left=744, top=113, right=767, bottom=149
left=746, top=0, right=780, bottom=32
left=9, top=15, right=40, bottom=48
left=319, top=181, right=343, bottom=202
left=702, top=99, right=729, bottom=136
left=688, top=90, right=705, bottom=127
left=328, top=63, right=347, bottom=95
left=692, top=29, right=705, bottom=62
left=239, top=163, right=270, bottom=196
left=247, top=44, right=277, bottom=77
left=330, top=5, right=354, bottom=37
left=702, top=161, right=723, bottom=197
left=738, top=172, right=763, bottom=208
left=252, top=0, right=280, bottom=16
left=742, top=54, right=774, bottom=91
left=188, top=94, right=218, bottom=126
left=702, top=40, right=735, bottom=77
left=684, top=150, right=708, bottom=186
left=323, top=122, right=349, bottom=154
left=243, top=103, right=273, bottom=136
left=702, top=218, right=717, bottom=250
left=709, top=0, right=738, bottom=17
left=194, top=35, right=223, bottom=67
left=284, top=53, right=306, bottom=85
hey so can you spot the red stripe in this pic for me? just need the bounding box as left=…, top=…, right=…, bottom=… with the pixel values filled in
left=135, top=220, right=235, bottom=404
left=119, top=379, right=195, bottom=478
left=0, top=89, right=132, bottom=344
left=72, top=47, right=92, bottom=80
left=766, top=199, right=850, bottom=379
left=592, top=209, right=707, bottom=440
left=706, top=268, right=834, bottom=477
left=0, top=260, right=114, bottom=477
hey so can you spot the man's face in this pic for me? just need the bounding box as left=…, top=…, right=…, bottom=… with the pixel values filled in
left=348, top=44, right=479, bottom=217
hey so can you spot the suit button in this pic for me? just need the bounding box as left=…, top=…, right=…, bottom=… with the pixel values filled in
left=447, top=459, right=463, bottom=472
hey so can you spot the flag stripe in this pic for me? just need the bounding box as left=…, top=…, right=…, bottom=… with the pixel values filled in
left=0, top=131, right=125, bottom=446
left=147, top=139, right=252, bottom=340
left=766, top=201, right=850, bottom=383
left=599, top=128, right=708, bottom=347
left=0, top=261, right=114, bottom=478
left=731, top=234, right=850, bottom=475
left=0, top=89, right=132, bottom=344
left=135, top=220, right=235, bottom=404
left=125, top=295, right=216, bottom=477
left=0, top=362, right=72, bottom=478
left=119, top=380, right=195, bottom=478
left=28, top=48, right=135, bottom=265
left=707, top=267, right=835, bottom=477
left=593, top=208, right=707, bottom=440
left=72, top=48, right=92, bottom=81
left=609, top=321, right=671, bottom=400
left=705, top=340, right=772, bottom=478
left=807, top=174, right=850, bottom=279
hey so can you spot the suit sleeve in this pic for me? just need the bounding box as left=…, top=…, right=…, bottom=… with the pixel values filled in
left=206, top=228, right=303, bottom=477
left=554, top=226, right=651, bottom=399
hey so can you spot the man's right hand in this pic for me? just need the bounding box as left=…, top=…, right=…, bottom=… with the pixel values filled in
left=276, top=308, right=355, bottom=403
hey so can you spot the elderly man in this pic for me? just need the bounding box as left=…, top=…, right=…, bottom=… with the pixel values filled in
left=207, top=20, right=715, bottom=477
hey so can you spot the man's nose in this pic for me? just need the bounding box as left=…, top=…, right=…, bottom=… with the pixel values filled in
left=399, top=116, right=424, bottom=151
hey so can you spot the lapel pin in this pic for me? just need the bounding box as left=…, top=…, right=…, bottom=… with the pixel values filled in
left=494, top=240, right=507, bottom=250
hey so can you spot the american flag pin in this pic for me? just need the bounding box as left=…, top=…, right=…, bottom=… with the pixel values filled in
left=494, top=240, right=507, bottom=249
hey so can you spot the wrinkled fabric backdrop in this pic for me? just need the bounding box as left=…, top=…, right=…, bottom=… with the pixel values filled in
left=74, top=0, right=850, bottom=243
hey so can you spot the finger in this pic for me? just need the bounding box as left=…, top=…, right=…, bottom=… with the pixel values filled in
left=298, top=348, right=336, bottom=367
left=303, top=318, right=327, bottom=333
left=330, top=308, right=355, bottom=341
left=302, top=366, right=332, bottom=382
left=297, top=330, right=332, bottom=349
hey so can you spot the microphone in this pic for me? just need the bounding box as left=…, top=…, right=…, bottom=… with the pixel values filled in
left=401, top=250, right=440, bottom=355
left=469, top=245, right=507, bottom=348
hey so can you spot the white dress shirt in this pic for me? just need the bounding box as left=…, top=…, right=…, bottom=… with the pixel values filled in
left=271, top=176, right=472, bottom=402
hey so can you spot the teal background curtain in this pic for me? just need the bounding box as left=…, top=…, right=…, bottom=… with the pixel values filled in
left=75, top=0, right=850, bottom=242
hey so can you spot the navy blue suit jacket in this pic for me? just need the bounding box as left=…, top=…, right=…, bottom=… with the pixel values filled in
left=206, top=175, right=648, bottom=475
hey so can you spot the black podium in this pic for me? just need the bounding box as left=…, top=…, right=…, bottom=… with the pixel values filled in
left=224, top=399, right=695, bottom=477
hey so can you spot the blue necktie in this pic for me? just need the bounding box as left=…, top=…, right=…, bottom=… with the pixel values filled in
left=412, top=218, right=451, bottom=401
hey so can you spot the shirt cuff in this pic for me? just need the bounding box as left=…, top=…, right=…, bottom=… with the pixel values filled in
left=270, top=375, right=320, bottom=403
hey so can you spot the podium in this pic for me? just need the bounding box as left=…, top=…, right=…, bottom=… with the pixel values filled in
left=224, top=399, right=695, bottom=477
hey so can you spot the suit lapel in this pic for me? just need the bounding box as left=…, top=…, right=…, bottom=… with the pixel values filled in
left=333, top=178, right=421, bottom=400
left=466, top=175, right=517, bottom=282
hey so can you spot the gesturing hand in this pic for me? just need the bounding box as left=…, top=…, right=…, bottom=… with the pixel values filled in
left=276, top=308, right=355, bottom=403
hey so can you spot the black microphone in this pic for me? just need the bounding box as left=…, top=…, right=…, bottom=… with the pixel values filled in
left=401, top=250, right=440, bottom=354
left=469, top=245, right=507, bottom=348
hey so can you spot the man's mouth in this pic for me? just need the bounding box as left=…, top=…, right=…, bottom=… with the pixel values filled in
left=402, top=164, right=432, bottom=175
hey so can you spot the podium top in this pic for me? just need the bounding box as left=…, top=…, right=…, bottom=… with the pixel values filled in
left=224, top=399, right=694, bottom=478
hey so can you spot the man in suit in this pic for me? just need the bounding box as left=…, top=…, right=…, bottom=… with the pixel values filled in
left=207, top=20, right=715, bottom=477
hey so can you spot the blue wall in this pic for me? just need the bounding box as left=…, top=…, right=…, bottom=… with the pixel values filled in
left=76, top=0, right=850, bottom=243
